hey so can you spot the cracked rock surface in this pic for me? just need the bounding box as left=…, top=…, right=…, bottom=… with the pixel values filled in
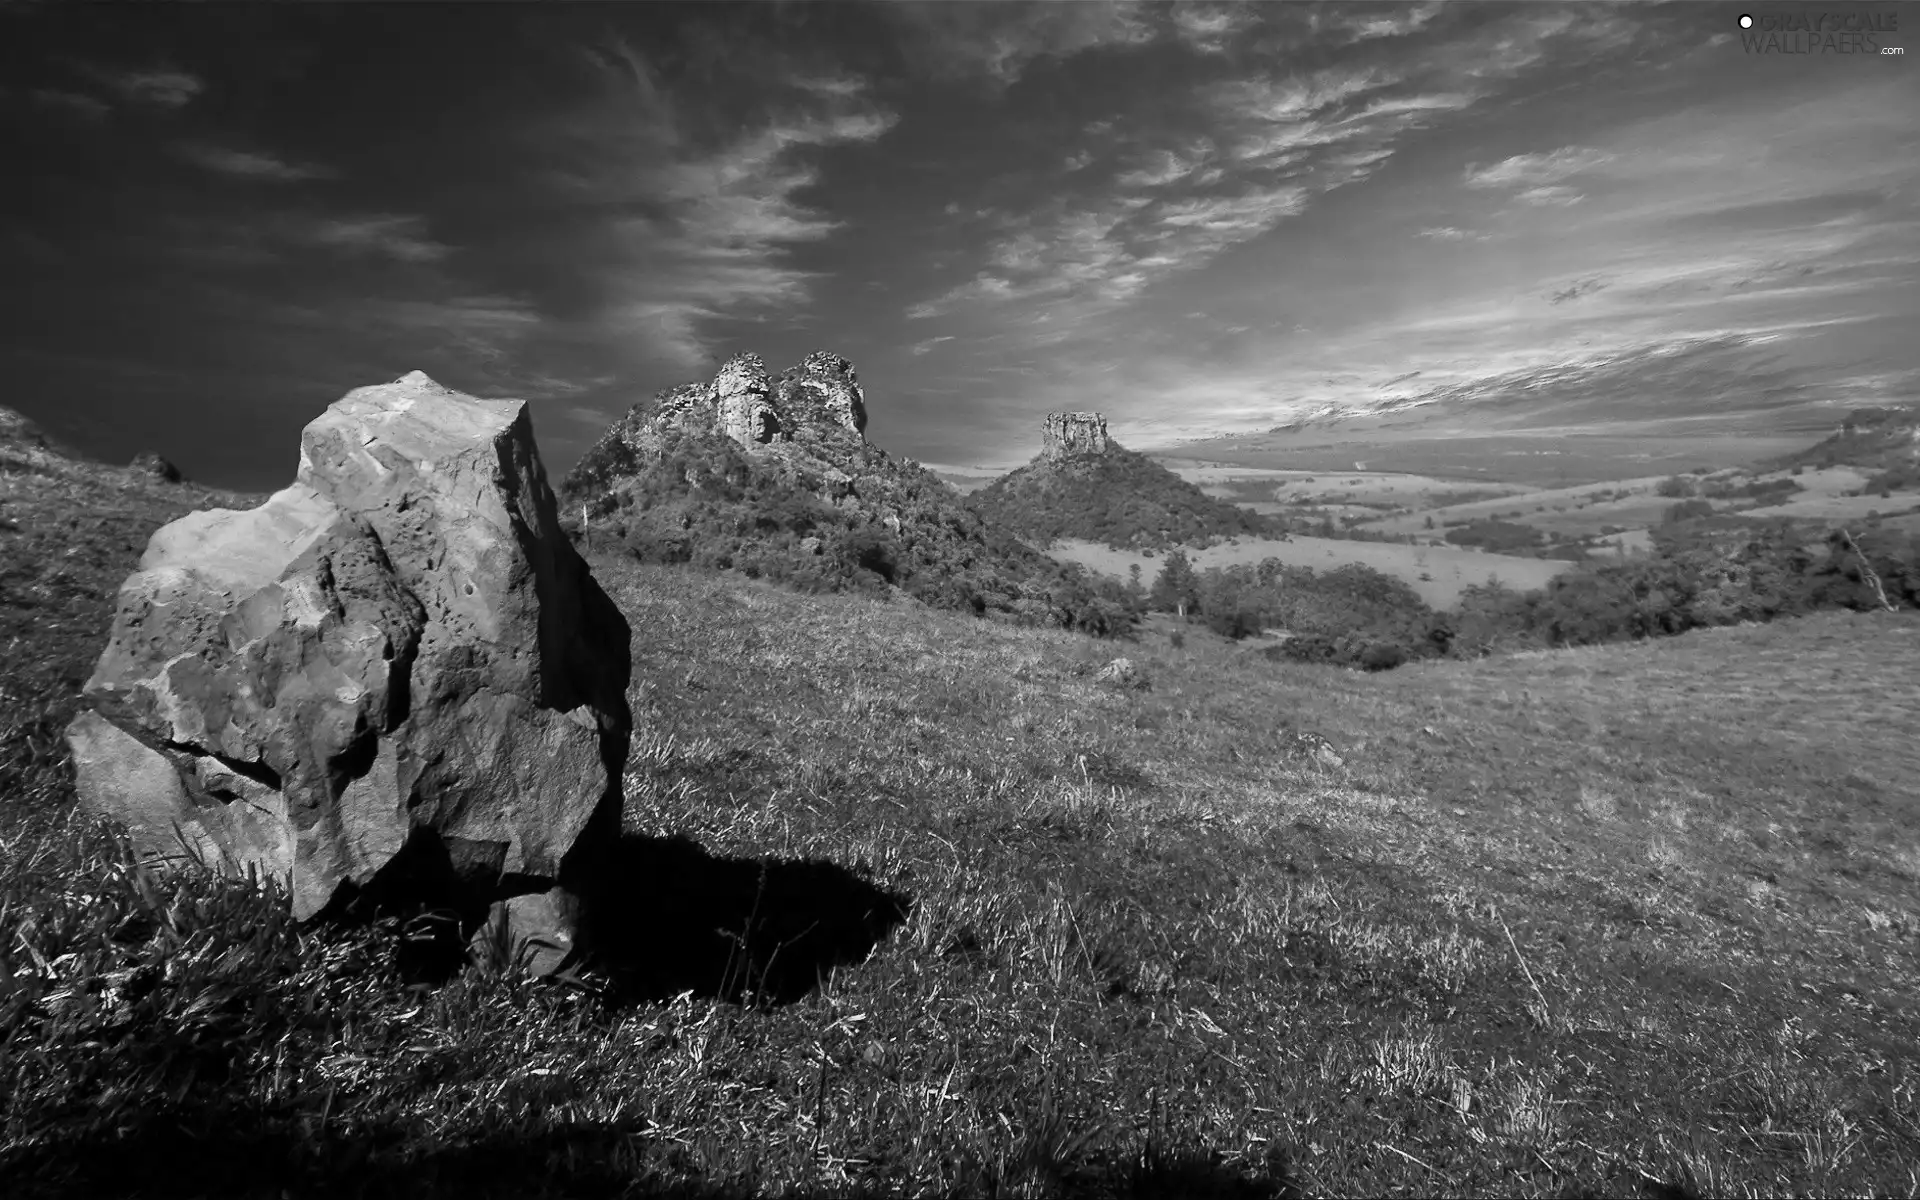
left=67, top=371, right=632, bottom=974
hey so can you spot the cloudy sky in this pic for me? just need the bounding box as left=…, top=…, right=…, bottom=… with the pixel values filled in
left=4, top=1, right=1915, bottom=489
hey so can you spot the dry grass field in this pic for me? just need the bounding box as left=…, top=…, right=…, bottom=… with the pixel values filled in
left=4, top=448, right=1919, bottom=1196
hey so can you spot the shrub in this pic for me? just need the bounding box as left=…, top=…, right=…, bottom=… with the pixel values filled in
left=1663, top=499, right=1715, bottom=524
left=1442, top=519, right=1542, bottom=554
left=1656, top=475, right=1697, bottom=498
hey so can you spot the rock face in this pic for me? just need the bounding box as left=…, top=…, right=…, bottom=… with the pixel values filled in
left=630, top=350, right=868, bottom=455
left=67, top=371, right=632, bottom=976
left=1042, top=412, right=1110, bottom=462
left=782, top=351, right=868, bottom=439
left=712, top=353, right=782, bottom=447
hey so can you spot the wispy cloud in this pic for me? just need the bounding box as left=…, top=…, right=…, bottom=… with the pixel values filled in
left=29, top=88, right=110, bottom=121
left=177, top=144, right=336, bottom=182
left=1417, top=226, right=1488, bottom=242
left=1113, top=141, right=1218, bottom=189
left=304, top=215, right=450, bottom=263
left=1516, top=185, right=1585, bottom=207
left=1459, top=147, right=1612, bottom=192
left=1170, top=4, right=1258, bottom=55
left=905, top=8, right=1640, bottom=347
left=888, top=1, right=1157, bottom=86
left=556, top=38, right=899, bottom=371
left=86, top=66, right=203, bottom=109
left=350, top=294, right=545, bottom=379
left=792, top=74, right=867, bottom=99
left=1326, top=0, right=1446, bottom=44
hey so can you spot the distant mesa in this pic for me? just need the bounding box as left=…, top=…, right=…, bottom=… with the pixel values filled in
left=966, top=411, right=1286, bottom=552
left=1042, top=412, right=1111, bottom=462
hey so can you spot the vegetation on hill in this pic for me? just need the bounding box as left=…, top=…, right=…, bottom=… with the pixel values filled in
left=966, top=445, right=1287, bottom=552
left=1464, top=518, right=1916, bottom=649
left=1138, top=514, right=1919, bottom=668
left=1440, top=517, right=1543, bottom=555
left=1763, top=404, right=1920, bottom=472
left=1862, top=461, right=1920, bottom=495
left=1139, top=551, right=1446, bottom=671
left=561, top=405, right=1139, bottom=639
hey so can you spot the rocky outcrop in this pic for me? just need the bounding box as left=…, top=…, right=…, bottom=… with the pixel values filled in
left=564, top=351, right=875, bottom=518
left=1093, top=657, right=1149, bottom=692
left=713, top=353, right=784, bottom=447
left=0, top=407, right=53, bottom=454
left=634, top=350, right=865, bottom=456
left=779, top=351, right=867, bottom=439
left=1279, top=729, right=1344, bottom=770
left=1042, top=412, right=1110, bottom=462
left=128, top=451, right=184, bottom=483
left=67, top=370, right=632, bottom=976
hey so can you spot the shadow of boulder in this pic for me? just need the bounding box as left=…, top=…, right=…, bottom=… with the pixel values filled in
left=0, top=1107, right=776, bottom=1199
left=569, top=832, right=913, bottom=1007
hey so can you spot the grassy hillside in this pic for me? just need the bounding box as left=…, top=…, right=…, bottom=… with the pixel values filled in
left=4, top=453, right=1918, bottom=1194
left=967, top=445, right=1286, bottom=552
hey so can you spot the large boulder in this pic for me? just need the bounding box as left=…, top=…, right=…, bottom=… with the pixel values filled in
left=66, top=371, right=632, bottom=976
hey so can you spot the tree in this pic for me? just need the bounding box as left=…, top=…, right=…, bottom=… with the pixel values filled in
left=1662, top=498, right=1714, bottom=524
left=1150, top=549, right=1201, bottom=619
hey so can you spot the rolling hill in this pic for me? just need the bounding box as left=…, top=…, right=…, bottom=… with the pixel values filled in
left=965, top=411, right=1289, bottom=551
